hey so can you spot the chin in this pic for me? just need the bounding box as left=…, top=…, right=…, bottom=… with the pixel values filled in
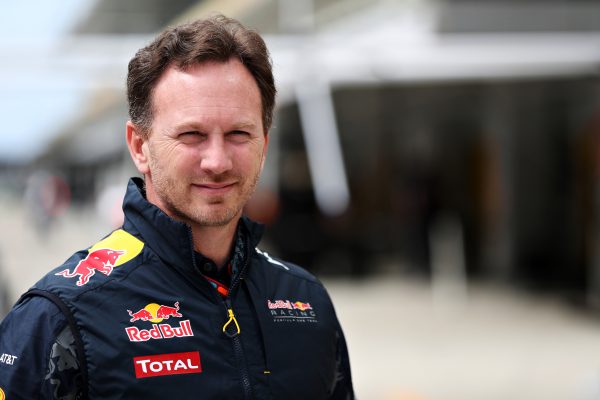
left=188, top=206, right=241, bottom=227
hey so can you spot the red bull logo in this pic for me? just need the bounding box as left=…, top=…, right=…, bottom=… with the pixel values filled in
left=268, top=299, right=293, bottom=310
left=268, top=298, right=318, bottom=323
left=128, top=302, right=182, bottom=322
left=55, top=248, right=125, bottom=286
left=55, top=229, right=144, bottom=286
left=267, top=299, right=312, bottom=311
left=125, top=301, right=194, bottom=342
left=292, top=301, right=312, bottom=311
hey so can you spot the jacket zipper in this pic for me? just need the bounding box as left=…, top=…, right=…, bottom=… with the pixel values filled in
left=188, top=225, right=254, bottom=399
left=221, top=236, right=253, bottom=400
left=223, top=297, right=252, bottom=400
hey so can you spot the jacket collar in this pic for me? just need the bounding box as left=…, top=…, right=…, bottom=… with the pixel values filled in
left=121, top=177, right=264, bottom=274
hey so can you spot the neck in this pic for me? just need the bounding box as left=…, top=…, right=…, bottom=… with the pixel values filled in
left=191, top=218, right=240, bottom=268
left=143, top=178, right=240, bottom=268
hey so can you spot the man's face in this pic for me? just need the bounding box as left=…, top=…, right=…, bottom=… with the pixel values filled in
left=138, top=58, right=268, bottom=228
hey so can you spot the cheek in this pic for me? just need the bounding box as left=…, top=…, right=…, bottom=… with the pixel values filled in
left=238, top=142, right=267, bottom=168
left=158, top=146, right=197, bottom=171
left=237, top=152, right=264, bottom=174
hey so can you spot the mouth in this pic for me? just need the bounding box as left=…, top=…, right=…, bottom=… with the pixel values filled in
left=192, top=182, right=236, bottom=195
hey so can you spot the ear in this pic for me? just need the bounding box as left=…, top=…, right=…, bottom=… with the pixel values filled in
left=126, top=121, right=150, bottom=175
left=260, top=131, right=269, bottom=171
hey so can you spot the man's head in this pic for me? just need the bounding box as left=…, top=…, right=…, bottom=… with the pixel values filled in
left=127, top=15, right=276, bottom=136
left=126, top=16, right=273, bottom=229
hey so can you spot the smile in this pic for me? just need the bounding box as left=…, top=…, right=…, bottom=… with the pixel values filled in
left=192, top=182, right=236, bottom=194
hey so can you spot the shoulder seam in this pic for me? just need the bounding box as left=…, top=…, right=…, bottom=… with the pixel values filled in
left=19, top=289, right=89, bottom=400
left=253, top=249, right=323, bottom=286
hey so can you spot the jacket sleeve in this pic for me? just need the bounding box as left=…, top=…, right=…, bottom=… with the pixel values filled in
left=329, top=320, right=356, bottom=400
left=0, top=295, right=84, bottom=400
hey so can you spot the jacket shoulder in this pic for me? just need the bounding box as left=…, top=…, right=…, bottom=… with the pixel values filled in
left=253, top=247, right=321, bottom=285
left=0, top=295, right=71, bottom=398
left=33, top=229, right=146, bottom=299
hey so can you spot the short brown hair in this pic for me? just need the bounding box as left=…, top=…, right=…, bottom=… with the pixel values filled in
left=127, top=15, right=276, bottom=135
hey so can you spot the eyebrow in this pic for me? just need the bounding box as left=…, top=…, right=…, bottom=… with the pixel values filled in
left=171, top=121, right=258, bottom=133
left=230, top=121, right=258, bottom=131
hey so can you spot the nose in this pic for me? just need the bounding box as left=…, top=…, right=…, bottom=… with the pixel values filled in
left=200, top=136, right=233, bottom=175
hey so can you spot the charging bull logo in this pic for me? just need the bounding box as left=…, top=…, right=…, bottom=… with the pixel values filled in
left=54, top=229, right=144, bottom=286
left=292, top=301, right=312, bottom=311
left=56, top=249, right=125, bottom=286
left=128, top=302, right=182, bottom=323
left=125, top=301, right=193, bottom=342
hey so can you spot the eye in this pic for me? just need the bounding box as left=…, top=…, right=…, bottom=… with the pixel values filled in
left=227, top=130, right=251, bottom=142
left=179, top=131, right=205, bottom=144
left=180, top=131, right=200, bottom=136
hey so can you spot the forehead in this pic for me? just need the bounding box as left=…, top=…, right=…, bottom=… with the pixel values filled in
left=151, top=59, right=262, bottom=126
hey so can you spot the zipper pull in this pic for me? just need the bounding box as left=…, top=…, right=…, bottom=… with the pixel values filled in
left=223, top=308, right=241, bottom=337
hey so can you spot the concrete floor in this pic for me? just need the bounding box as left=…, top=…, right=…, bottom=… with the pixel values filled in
left=327, top=277, right=600, bottom=400
left=2, top=201, right=600, bottom=399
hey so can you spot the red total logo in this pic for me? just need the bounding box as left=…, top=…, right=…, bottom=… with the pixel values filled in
left=133, top=351, right=202, bottom=379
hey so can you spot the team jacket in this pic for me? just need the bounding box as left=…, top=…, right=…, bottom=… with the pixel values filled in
left=0, top=178, right=354, bottom=399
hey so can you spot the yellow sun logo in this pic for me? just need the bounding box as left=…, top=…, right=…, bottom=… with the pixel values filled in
left=143, top=303, right=164, bottom=323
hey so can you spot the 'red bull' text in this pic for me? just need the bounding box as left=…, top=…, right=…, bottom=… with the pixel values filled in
left=125, top=320, right=193, bottom=342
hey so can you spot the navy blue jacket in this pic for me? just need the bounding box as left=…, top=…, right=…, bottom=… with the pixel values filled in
left=0, top=178, right=354, bottom=399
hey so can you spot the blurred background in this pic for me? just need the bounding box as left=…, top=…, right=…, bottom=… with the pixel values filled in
left=2, top=0, right=600, bottom=399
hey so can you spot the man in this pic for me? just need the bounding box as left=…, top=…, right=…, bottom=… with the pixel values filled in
left=0, top=15, right=354, bottom=399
